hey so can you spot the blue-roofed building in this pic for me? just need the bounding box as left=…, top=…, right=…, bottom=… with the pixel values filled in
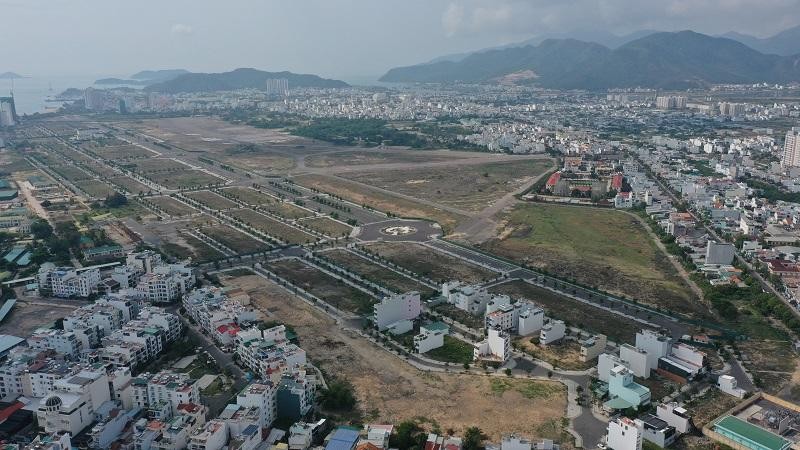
left=15, top=251, right=31, bottom=266
left=0, top=299, right=16, bottom=323
left=325, top=427, right=360, bottom=450
left=604, top=365, right=651, bottom=411
left=3, top=245, right=26, bottom=263
left=0, top=334, right=25, bottom=358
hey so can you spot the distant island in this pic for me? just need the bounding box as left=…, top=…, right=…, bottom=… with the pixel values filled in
left=95, top=69, right=191, bottom=87
left=130, top=69, right=190, bottom=81
left=57, top=88, right=85, bottom=98
left=0, top=72, right=25, bottom=79
left=144, top=68, right=348, bottom=94
left=95, top=78, right=150, bottom=86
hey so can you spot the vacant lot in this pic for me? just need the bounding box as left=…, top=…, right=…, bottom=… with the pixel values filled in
left=200, top=224, right=271, bottom=254
left=129, top=158, right=190, bottom=173
left=266, top=258, right=376, bottom=314
left=91, top=145, right=156, bottom=160
left=149, top=170, right=224, bottom=189
left=185, top=190, right=240, bottom=210
left=221, top=187, right=312, bottom=219
left=147, top=196, right=197, bottom=217
left=363, top=242, right=498, bottom=284
left=75, top=180, right=118, bottom=199
left=0, top=300, right=78, bottom=337
left=228, top=208, right=316, bottom=244
left=306, top=149, right=465, bottom=168
left=224, top=274, right=567, bottom=440
left=738, top=339, right=798, bottom=394
left=516, top=338, right=592, bottom=371
left=162, top=232, right=225, bottom=263
left=299, top=216, right=353, bottom=237
left=110, top=176, right=152, bottom=194
left=483, top=204, right=699, bottom=315
left=490, top=280, right=646, bottom=344
left=320, top=248, right=435, bottom=298
left=221, top=186, right=279, bottom=205
left=425, top=335, right=474, bottom=364
left=342, top=159, right=553, bottom=212
left=295, top=174, right=466, bottom=232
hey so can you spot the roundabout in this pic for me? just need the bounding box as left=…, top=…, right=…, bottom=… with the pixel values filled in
left=356, top=219, right=442, bottom=242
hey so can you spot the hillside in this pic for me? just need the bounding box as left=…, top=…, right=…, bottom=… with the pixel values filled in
left=144, top=68, right=348, bottom=93
left=0, top=72, right=24, bottom=79
left=131, top=69, right=191, bottom=81
left=381, top=31, right=800, bottom=89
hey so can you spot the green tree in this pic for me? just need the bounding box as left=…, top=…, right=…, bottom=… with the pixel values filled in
left=390, top=420, right=425, bottom=450
left=463, top=427, right=487, bottom=450
left=31, top=219, right=53, bottom=239
left=318, top=380, right=357, bottom=412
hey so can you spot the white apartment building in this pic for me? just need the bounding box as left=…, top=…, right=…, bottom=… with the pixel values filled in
left=236, top=381, right=278, bottom=429
left=132, top=370, right=200, bottom=419
left=414, top=323, right=447, bottom=354
left=606, top=417, right=643, bottom=450
left=485, top=297, right=544, bottom=336
left=598, top=353, right=626, bottom=383
left=28, top=329, right=84, bottom=360
left=782, top=127, right=800, bottom=168
left=188, top=419, right=229, bottom=450
left=717, top=375, right=747, bottom=398
left=442, top=282, right=493, bottom=315
left=37, top=369, right=112, bottom=435
left=579, top=334, right=607, bottom=362
left=539, top=319, right=565, bottom=345
left=236, top=326, right=307, bottom=380
left=474, top=327, right=510, bottom=362
left=136, top=264, right=195, bottom=303
left=619, top=344, right=651, bottom=379
left=373, top=291, right=421, bottom=331
left=38, top=264, right=101, bottom=298
left=656, top=402, right=692, bottom=434
left=635, top=330, right=672, bottom=371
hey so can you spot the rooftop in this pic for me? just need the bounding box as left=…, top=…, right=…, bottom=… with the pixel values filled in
left=714, top=416, right=790, bottom=450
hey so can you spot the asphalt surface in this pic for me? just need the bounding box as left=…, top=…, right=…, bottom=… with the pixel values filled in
left=355, top=218, right=443, bottom=242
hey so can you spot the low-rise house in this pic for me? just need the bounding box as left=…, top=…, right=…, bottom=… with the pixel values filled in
left=656, top=402, right=692, bottom=434
left=373, top=292, right=421, bottom=332
left=539, top=320, right=565, bottom=346
left=606, top=417, right=643, bottom=450
left=717, top=374, right=747, bottom=398
left=414, top=322, right=448, bottom=354
left=640, top=414, right=677, bottom=448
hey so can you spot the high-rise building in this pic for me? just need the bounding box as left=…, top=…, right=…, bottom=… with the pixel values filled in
left=84, top=87, right=108, bottom=111
left=783, top=127, right=800, bottom=168
left=655, top=96, right=686, bottom=110
left=0, top=96, right=16, bottom=126
left=719, top=102, right=746, bottom=117
left=265, top=78, right=289, bottom=96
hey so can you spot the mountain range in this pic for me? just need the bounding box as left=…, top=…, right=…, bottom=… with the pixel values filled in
left=144, top=68, right=348, bottom=93
left=380, top=30, right=800, bottom=89
left=0, top=72, right=24, bottom=79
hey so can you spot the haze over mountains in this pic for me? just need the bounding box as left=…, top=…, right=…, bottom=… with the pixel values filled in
left=381, top=30, right=800, bottom=90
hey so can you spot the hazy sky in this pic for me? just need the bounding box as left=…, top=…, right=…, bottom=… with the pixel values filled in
left=2, top=0, right=799, bottom=79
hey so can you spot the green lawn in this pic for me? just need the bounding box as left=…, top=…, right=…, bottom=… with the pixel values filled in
left=482, top=203, right=701, bottom=315
left=424, top=335, right=474, bottom=364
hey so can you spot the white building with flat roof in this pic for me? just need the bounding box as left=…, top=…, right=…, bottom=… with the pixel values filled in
left=474, top=327, right=510, bottom=362
left=620, top=344, right=651, bottom=379
left=606, top=417, right=643, bottom=450
left=539, top=320, right=565, bottom=345
left=373, top=292, right=421, bottom=331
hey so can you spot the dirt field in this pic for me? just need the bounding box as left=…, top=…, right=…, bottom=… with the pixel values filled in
left=295, top=174, right=466, bottom=233
left=340, top=159, right=553, bottom=212
left=221, top=274, right=567, bottom=440
left=362, top=242, right=498, bottom=284
left=305, top=149, right=472, bottom=168
left=483, top=203, right=700, bottom=316
left=319, top=248, right=435, bottom=298
left=0, top=300, right=78, bottom=337
left=515, top=338, right=592, bottom=371
left=90, top=145, right=157, bottom=160
left=738, top=339, right=798, bottom=394
left=162, top=232, right=225, bottom=263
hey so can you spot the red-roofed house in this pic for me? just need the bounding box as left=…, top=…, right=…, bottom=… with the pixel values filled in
left=610, top=173, right=624, bottom=191
left=215, top=323, right=241, bottom=346
left=545, top=172, right=562, bottom=191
